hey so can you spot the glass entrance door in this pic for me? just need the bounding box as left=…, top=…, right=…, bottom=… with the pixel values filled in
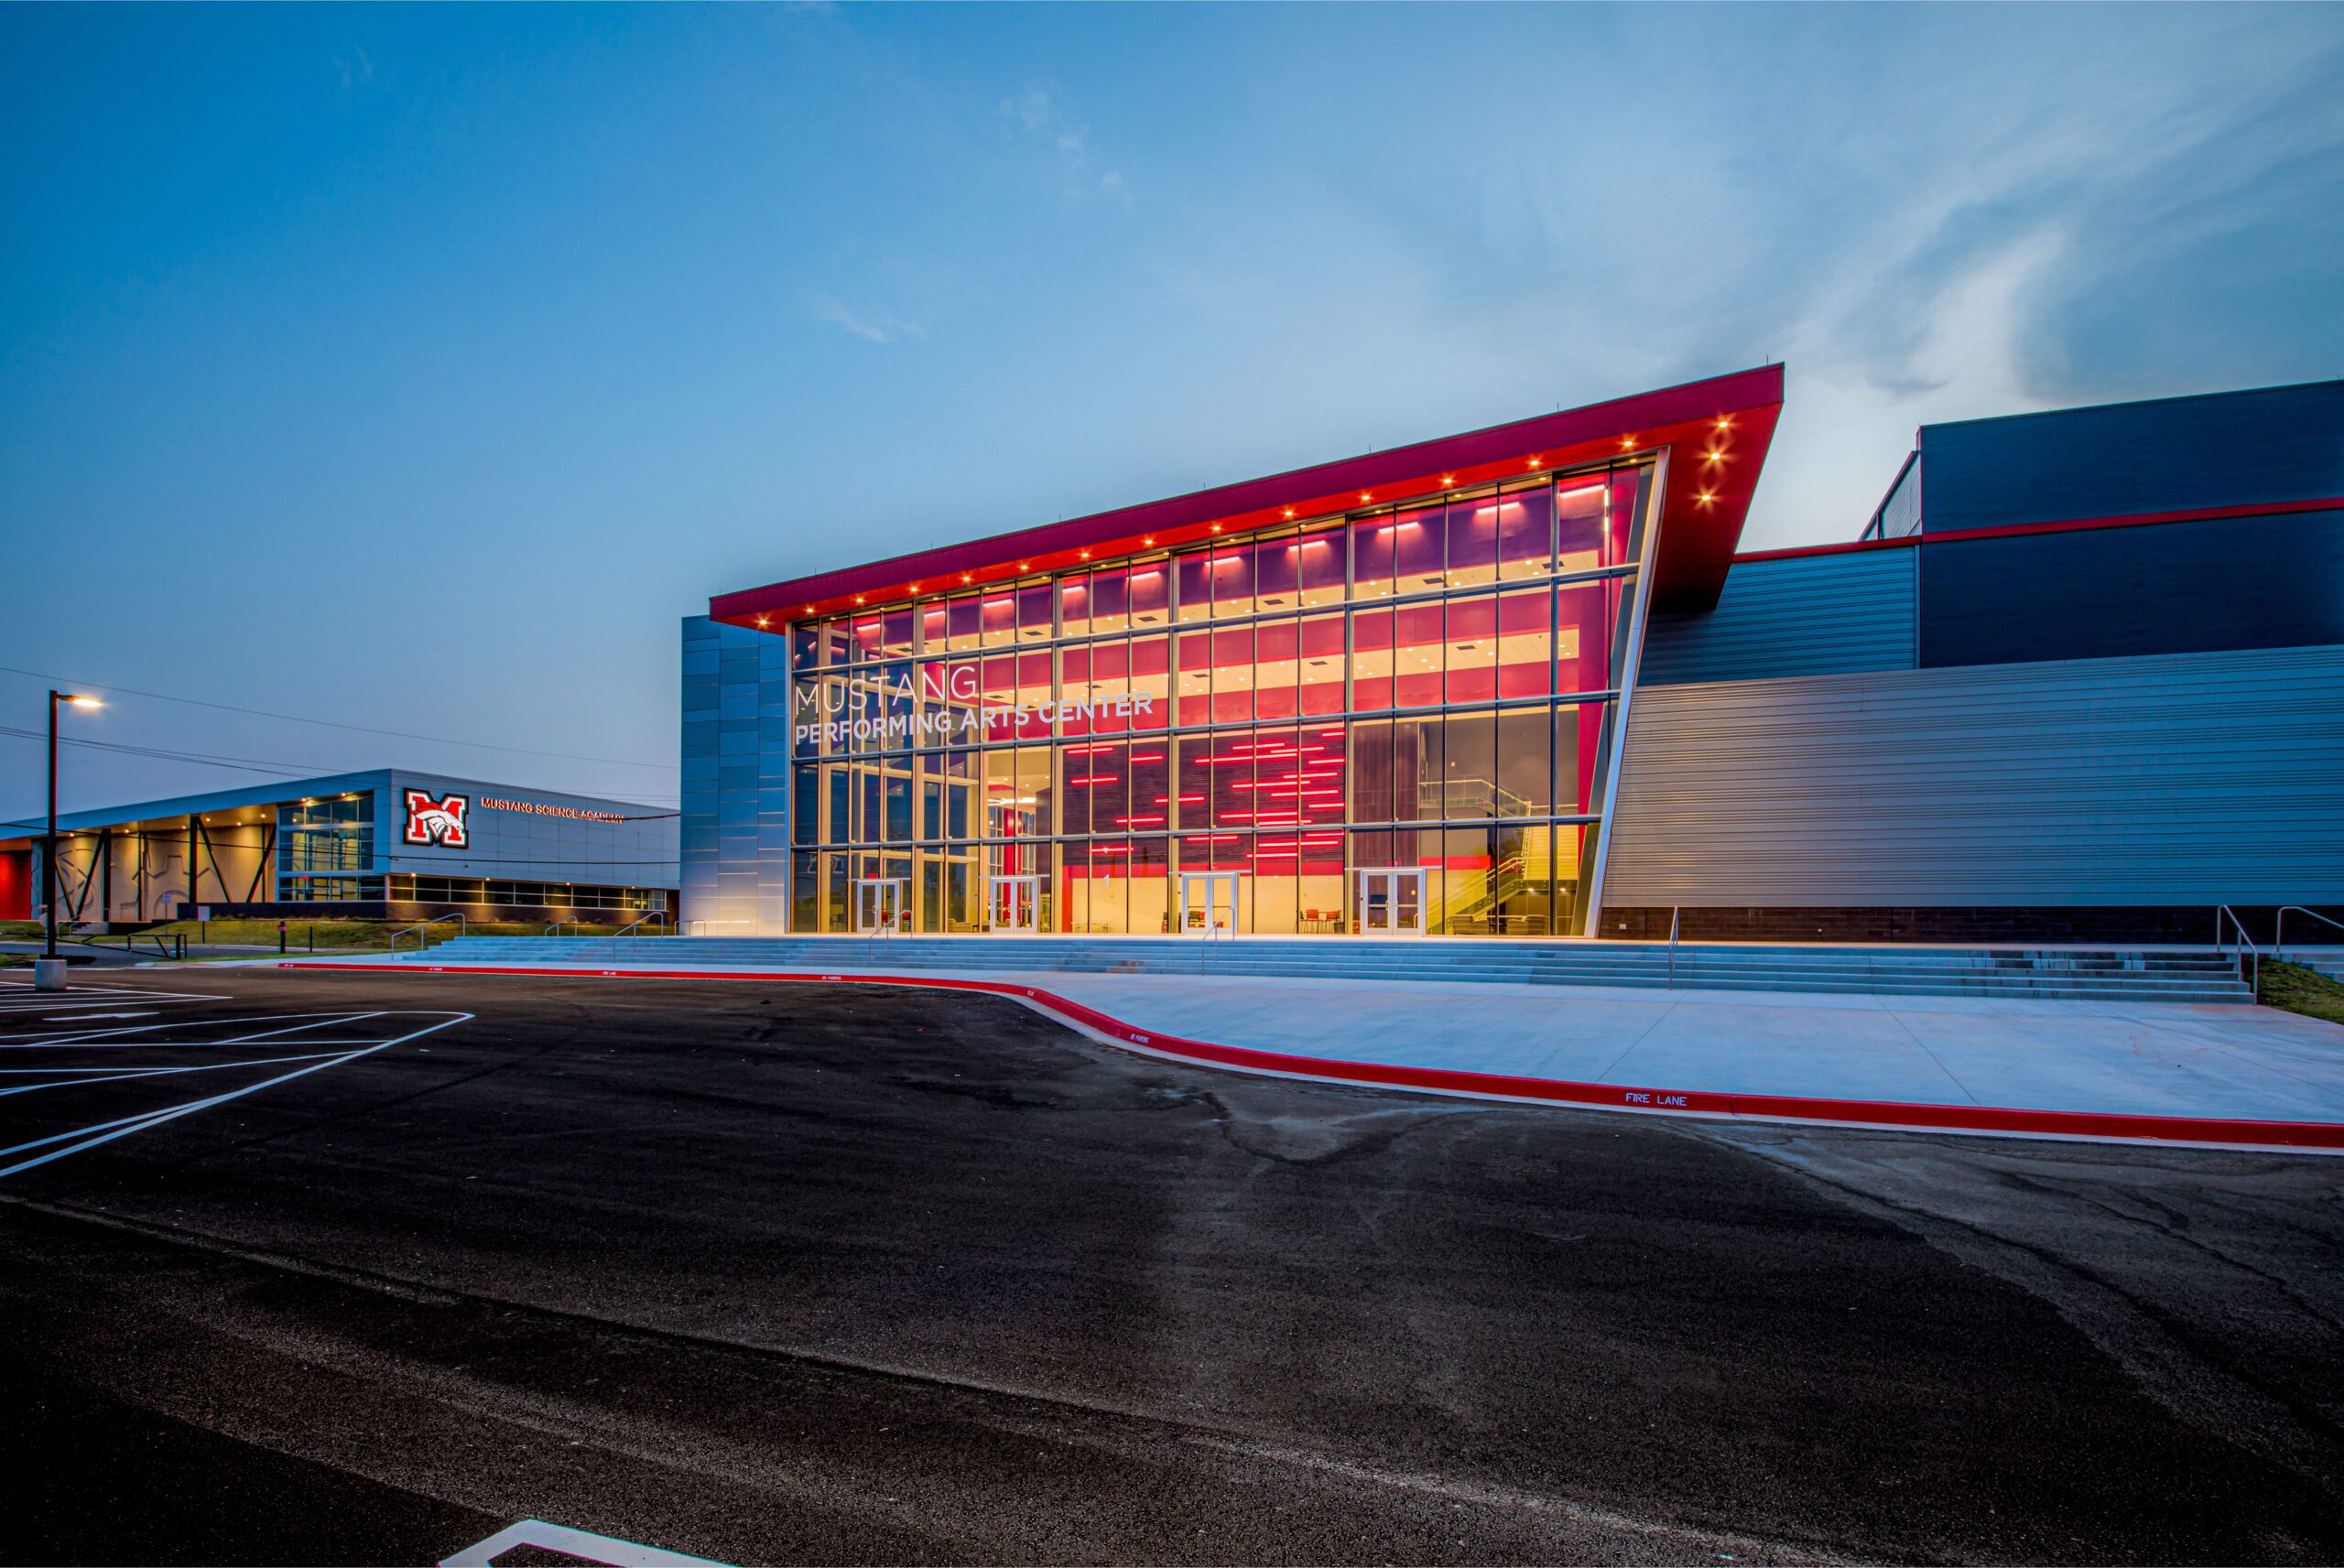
left=1353, top=868, right=1427, bottom=935
left=852, top=877, right=907, bottom=935
left=989, top=875, right=1041, bottom=933
left=1178, top=871, right=1241, bottom=937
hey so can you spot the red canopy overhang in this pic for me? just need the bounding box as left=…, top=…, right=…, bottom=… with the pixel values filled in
left=711, top=363, right=1782, bottom=629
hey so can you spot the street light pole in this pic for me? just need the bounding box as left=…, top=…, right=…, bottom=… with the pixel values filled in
left=44, top=690, right=101, bottom=960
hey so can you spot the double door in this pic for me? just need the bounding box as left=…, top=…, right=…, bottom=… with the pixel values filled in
left=1178, top=871, right=1241, bottom=937
left=1353, top=867, right=1427, bottom=936
left=989, top=874, right=1042, bottom=933
left=852, top=877, right=908, bottom=935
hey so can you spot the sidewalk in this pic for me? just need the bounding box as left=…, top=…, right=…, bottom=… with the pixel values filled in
left=280, top=955, right=2344, bottom=1152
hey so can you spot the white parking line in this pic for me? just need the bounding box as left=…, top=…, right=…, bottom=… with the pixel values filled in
left=440, top=1519, right=732, bottom=1568
left=0, top=981, right=227, bottom=1010
left=0, top=1011, right=390, bottom=1049
left=0, top=1050, right=362, bottom=1096
left=0, top=1011, right=472, bottom=1178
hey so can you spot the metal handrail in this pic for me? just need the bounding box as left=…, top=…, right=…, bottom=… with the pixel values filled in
left=612, top=912, right=669, bottom=938
left=2214, top=905, right=2263, bottom=1000
left=391, top=912, right=467, bottom=951
left=2275, top=906, right=2344, bottom=961
left=545, top=918, right=581, bottom=937
left=67, top=931, right=184, bottom=960
left=1667, top=905, right=1681, bottom=990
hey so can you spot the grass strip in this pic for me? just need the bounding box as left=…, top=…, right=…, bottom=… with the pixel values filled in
left=2259, top=960, right=2344, bottom=1027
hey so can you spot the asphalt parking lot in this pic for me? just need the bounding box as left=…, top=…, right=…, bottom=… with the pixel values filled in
left=2, top=968, right=2341, bottom=1565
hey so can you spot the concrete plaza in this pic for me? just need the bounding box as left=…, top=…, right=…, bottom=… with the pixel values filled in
left=279, top=953, right=2344, bottom=1146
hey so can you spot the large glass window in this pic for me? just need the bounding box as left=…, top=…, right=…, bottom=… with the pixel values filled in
left=777, top=458, right=1655, bottom=935
left=277, top=792, right=374, bottom=900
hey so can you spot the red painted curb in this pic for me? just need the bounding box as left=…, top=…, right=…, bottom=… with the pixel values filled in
left=277, top=961, right=2344, bottom=1153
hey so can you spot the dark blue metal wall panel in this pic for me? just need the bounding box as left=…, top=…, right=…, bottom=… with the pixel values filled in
left=1919, top=509, right=2344, bottom=668
left=1918, top=379, right=2344, bottom=533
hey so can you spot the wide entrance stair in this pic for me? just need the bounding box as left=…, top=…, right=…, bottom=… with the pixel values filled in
left=2286, top=948, right=2344, bottom=985
left=400, top=935, right=2255, bottom=1004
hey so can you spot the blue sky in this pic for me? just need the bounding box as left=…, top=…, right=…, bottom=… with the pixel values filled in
left=4, top=3, right=2340, bottom=818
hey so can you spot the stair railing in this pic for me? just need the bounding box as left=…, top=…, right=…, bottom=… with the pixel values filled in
left=2214, top=905, right=2263, bottom=1000
left=2274, top=906, right=2344, bottom=962
left=1667, top=905, right=1681, bottom=990
left=1444, top=860, right=1534, bottom=935
left=545, top=918, right=581, bottom=937
left=390, top=912, right=467, bottom=952
left=612, top=912, right=668, bottom=938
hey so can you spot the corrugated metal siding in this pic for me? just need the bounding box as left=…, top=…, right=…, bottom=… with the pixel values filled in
left=1639, top=548, right=1915, bottom=686
left=1604, top=643, right=2344, bottom=906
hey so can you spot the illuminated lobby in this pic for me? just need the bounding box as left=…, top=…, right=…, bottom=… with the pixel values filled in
left=686, top=367, right=1785, bottom=938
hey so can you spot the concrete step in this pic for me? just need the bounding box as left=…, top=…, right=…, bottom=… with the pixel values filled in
left=2281, top=949, right=2344, bottom=985
left=436, top=936, right=2236, bottom=966
left=432, top=948, right=2239, bottom=979
left=417, top=946, right=2231, bottom=984
left=406, top=935, right=2253, bottom=1004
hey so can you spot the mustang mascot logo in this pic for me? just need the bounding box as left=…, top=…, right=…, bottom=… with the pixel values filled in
left=402, top=791, right=471, bottom=848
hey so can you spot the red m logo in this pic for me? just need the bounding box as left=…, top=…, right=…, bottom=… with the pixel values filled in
left=402, top=791, right=470, bottom=848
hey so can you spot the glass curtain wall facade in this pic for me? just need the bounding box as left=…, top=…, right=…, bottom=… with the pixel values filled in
left=783, top=459, right=1658, bottom=936
left=277, top=793, right=376, bottom=903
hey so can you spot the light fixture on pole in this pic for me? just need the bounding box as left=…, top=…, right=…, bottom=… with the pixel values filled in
left=44, top=691, right=102, bottom=961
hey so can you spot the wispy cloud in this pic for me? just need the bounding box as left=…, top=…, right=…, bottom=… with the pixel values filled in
left=1002, top=84, right=1130, bottom=208
left=809, top=292, right=920, bottom=344
left=1238, top=6, right=2344, bottom=544
left=331, top=48, right=372, bottom=97
left=1727, top=10, right=2344, bottom=538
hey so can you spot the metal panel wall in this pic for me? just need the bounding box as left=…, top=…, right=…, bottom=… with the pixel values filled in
left=1603, top=643, right=2344, bottom=907
left=1639, top=547, right=1916, bottom=687
left=1920, top=508, right=2344, bottom=668
left=380, top=771, right=677, bottom=890
left=679, top=615, right=791, bottom=933
left=1918, top=379, right=2344, bottom=533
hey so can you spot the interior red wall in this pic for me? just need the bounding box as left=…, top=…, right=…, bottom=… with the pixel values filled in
left=0, top=850, right=29, bottom=921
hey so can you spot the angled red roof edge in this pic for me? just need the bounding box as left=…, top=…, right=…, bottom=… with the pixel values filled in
left=713, top=363, right=1785, bottom=626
